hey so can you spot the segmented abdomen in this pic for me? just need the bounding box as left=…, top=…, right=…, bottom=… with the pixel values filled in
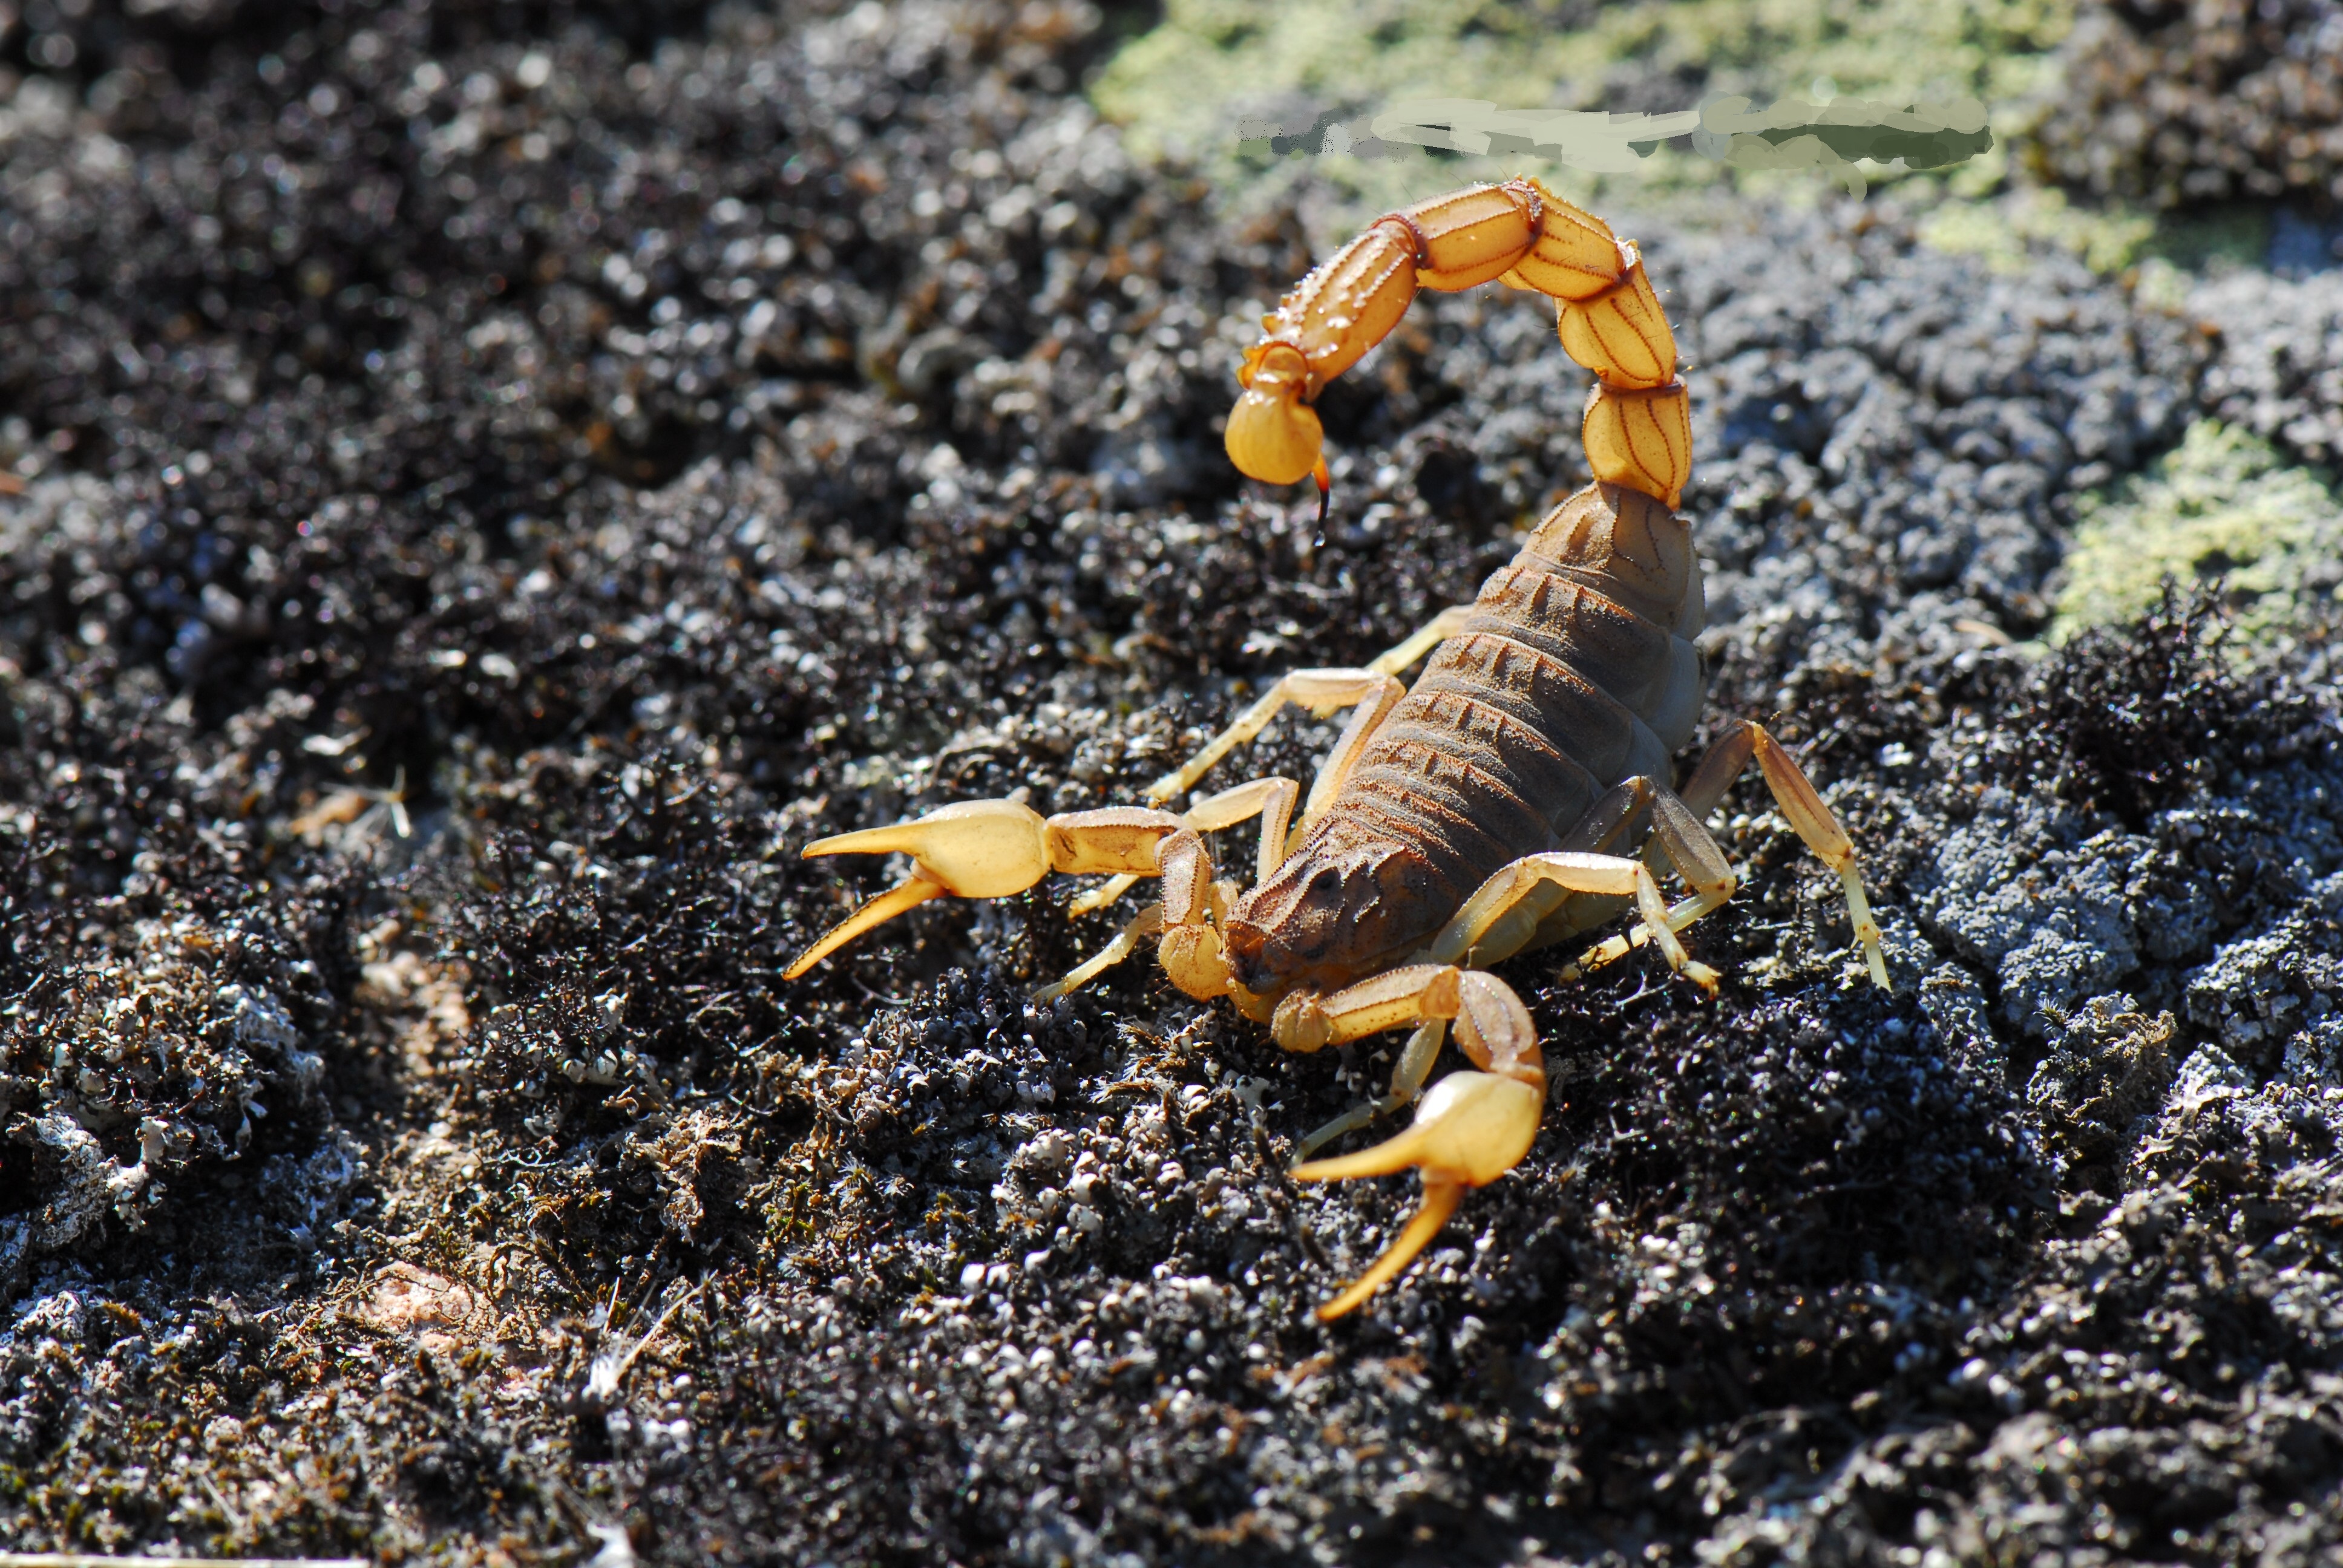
left=1329, top=483, right=1705, bottom=902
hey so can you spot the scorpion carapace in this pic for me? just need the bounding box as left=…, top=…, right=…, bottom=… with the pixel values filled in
left=788, top=177, right=1890, bottom=1321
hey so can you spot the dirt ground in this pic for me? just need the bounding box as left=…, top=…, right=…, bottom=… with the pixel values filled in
left=2, top=2, right=2341, bottom=1564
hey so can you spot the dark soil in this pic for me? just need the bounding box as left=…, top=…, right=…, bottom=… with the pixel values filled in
left=3, top=2, right=2342, bottom=1564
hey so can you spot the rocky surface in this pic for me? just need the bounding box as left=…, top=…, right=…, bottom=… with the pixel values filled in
left=2030, top=0, right=2343, bottom=214
left=1, top=1, right=2341, bottom=1564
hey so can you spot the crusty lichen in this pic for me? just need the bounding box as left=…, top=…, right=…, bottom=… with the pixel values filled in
left=5, top=907, right=331, bottom=1263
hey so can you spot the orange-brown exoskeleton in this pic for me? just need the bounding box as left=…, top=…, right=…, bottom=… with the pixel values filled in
left=788, top=178, right=1889, bottom=1320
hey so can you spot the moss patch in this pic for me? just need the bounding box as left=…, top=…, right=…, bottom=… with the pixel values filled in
left=2052, top=421, right=2343, bottom=644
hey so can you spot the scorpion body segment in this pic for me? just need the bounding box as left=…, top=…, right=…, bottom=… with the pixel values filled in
left=790, top=178, right=1889, bottom=1320
left=1227, top=482, right=1709, bottom=994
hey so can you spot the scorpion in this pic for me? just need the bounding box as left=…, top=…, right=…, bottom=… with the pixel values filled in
left=786, top=179, right=1889, bottom=1319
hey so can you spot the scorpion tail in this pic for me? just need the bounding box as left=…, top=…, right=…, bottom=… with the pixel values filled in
left=1225, top=342, right=1325, bottom=487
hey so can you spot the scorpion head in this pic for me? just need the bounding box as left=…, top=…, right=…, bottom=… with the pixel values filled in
left=1224, top=829, right=1450, bottom=996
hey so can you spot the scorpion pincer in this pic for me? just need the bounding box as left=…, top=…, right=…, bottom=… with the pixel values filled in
left=787, top=178, right=1891, bottom=1319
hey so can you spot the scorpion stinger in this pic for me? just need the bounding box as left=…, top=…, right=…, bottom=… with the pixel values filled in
left=797, top=177, right=1890, bottom=1321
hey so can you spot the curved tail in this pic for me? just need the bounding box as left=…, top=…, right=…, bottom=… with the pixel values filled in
left=1224, top=178, right=1689, bottom=512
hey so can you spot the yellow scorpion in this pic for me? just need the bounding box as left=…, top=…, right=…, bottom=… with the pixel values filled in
left=789, top=178, right=1889, bottom=1319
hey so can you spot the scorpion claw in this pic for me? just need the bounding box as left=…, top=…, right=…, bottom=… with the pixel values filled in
left=1291, top=1070, right=1542, bottom=1319
left=787, top=800, right=1188, bottom=977
left=1311, top=1180, right=1464, bottom=1322
left=781, top=875, right=945, bottom=979
left=799, top=799, right=1052, bottom=895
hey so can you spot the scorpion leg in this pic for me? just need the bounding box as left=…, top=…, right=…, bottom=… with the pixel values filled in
left=1032, top=903, right=1165, bottom=1003
left=1049, top=777, right=1298, bottom=997
left=1419, top=850, right=1722, bottom=993
left=1281, top=967, right=1546, bottom=1319
left=1366, top=604, right=1477, bottom=679
left=1144, top=602, right=1473, bottom=831
left=1556, top=786, right=1740, bottom=982
left=1067, top=774, right=1298, bottom=916
left=1658, top=721, right=1890, bottom=989
left=1146, top=668, right=1404, bottom=832
left=1513, top=775, right=1662, bottom=953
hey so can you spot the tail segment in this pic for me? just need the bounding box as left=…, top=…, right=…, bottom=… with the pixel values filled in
left=1225, top=180, right=1689, bottom=513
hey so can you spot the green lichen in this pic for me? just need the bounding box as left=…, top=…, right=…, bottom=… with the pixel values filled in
left=1917, top=183, right=2155, bottom=274
left=2052, top=421, right=2343, bottom=645
left=1916, top=189, right=2276, bottom=279
left=1089, top=0, right=2075, bottom=225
